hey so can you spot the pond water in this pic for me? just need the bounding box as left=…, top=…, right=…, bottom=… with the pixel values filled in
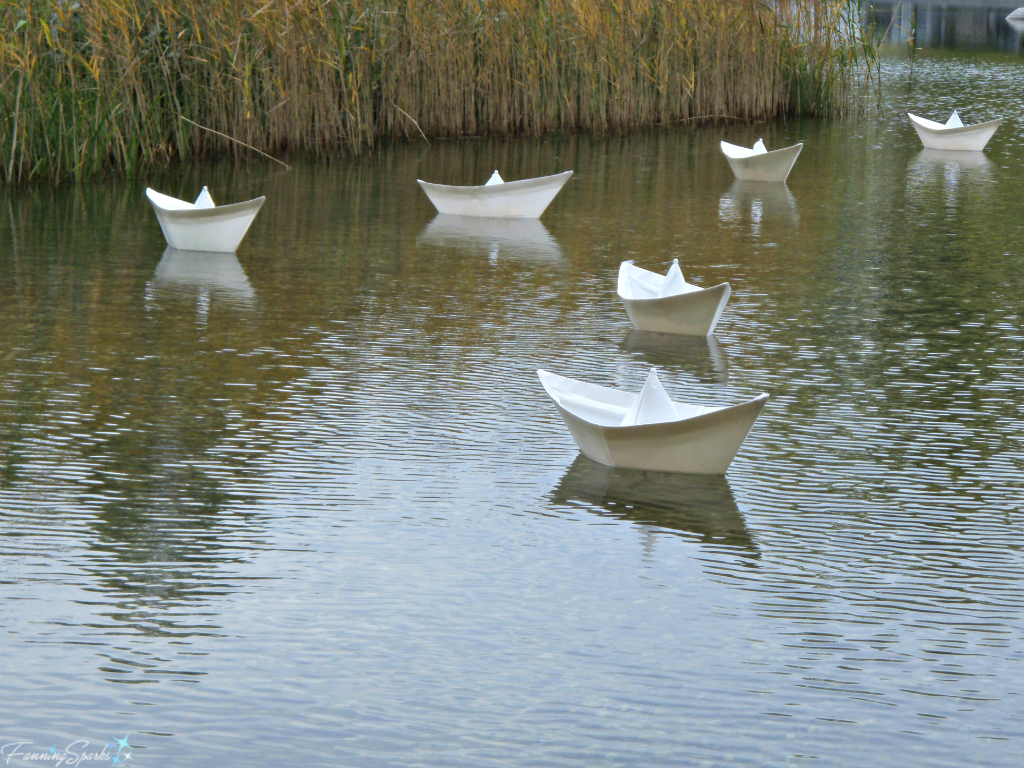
left=1, top=22, right=1023, bottom=768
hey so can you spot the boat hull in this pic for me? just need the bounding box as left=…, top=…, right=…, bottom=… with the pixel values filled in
left=552, top=395, right=767, bottom=474
left=908, top=115, right=1002, bottom=151
left=723, top=144, right=802, bottom=182
left=417, top=171, right=573, bottom=218
left=149, top=197, right=265, bottom=252
left=619, top=282, right=731, bottom=336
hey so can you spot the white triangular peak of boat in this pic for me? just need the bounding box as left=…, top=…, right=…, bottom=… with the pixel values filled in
left=658, top=259, right=688, bottom=298
left=194, top=186, right=216, bottom=208
left=416, top=170, right=573, bottom=218
left=536, top=369, right=770, bottom=474
left=945, top=111, right=964, bottom=128
left=620, top=369, right=679, bottom=426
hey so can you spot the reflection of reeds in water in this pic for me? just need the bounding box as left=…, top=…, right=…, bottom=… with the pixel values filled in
left=620, top=330, right=728, bottom=384
left=417, top=215, right=562, bottom=261
left=550, top=456, right=756, bottom=555
left=0, top=0, right=866, bottom=183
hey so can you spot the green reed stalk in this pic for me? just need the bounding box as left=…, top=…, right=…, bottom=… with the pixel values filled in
left=0, top=0, right=874, bottom=184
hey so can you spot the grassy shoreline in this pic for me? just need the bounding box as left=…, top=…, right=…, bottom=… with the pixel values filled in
left=1, top=0, right=868, bottom=184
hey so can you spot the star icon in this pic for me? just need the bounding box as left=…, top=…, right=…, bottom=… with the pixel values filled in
left=111, top=757, right=120, bottom=766
left=50, top=747, right=56, bottom=755
left=121, top=751, right=132, bottom=763
left=115, top=736, right=131, bottom=753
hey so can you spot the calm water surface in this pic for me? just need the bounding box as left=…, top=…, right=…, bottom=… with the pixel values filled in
left=1, top=40, right=1023, bottom=768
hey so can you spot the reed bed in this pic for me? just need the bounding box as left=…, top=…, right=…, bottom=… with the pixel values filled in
left=0, top=0, right=868, bottom=184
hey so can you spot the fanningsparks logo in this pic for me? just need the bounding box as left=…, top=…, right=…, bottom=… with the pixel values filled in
left=1, top=736, right=133, bottom=766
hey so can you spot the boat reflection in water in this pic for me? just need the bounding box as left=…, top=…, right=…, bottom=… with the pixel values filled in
left=620, top=330, right=728, bottom=384
left=549, top=456, right=757, bottom=556
left=908, top=149, right=993, bottom=209
left=417, top=214, right=563, bottom=261
left=718, top=180, right=799, bottom=237
left=146, top=247, right=257, bottom=322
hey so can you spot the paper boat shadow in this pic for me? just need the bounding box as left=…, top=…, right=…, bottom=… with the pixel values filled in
left=620, top=331, right=729, bottom=384
left=912, top=148, right=993, bottom=172
left=149, top=247, right=257, bottom=307
left=417, top=214, right=563, bottom=260
left=549, top=456, right=757, bottom=556
left=719, top=180, right=799, bottom=227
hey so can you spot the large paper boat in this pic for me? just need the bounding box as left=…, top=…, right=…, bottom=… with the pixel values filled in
left=617, top=259, right=730, bottom=336
left=720, top=139, right=802, bottom=182
left=146, top=187, right=265, bottom=252
left=907, top=111, right=1002, bottom=151
left=417, top=170, right=572, bottom=218
left=538, top=368, right=768, bottom=474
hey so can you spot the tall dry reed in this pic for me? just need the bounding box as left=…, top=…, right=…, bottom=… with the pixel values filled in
left=0, top=0, right=869, bottom=184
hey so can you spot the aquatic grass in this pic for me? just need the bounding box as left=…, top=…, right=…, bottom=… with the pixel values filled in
left=0, top=0, right=873, bottom=184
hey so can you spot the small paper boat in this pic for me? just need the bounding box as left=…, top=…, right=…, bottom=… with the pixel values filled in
left=720, top=139, right=802, bottom=182
left=417, top=170, right=573, bottom=219
left=146, top=187, right=265, bottom=252
left=907, top=111, right=1002, bottom=151
left=617, top=259, right=730, bottom=336
left=538, top=368, right=768, bottom=475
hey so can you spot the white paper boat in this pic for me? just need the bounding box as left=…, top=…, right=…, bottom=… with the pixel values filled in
left=146, top=187, right=265, bottom=252
left=417, top=170, right=573, bottom=218
left=907, top=111, right=1002, bottom=151
left=538, top=368, right=768, bottom=474
left=417, top=214, right=563, bottom=259
left=720, top=139, right=802, bottom=182
left=617, top=259, right=730, bottom=336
